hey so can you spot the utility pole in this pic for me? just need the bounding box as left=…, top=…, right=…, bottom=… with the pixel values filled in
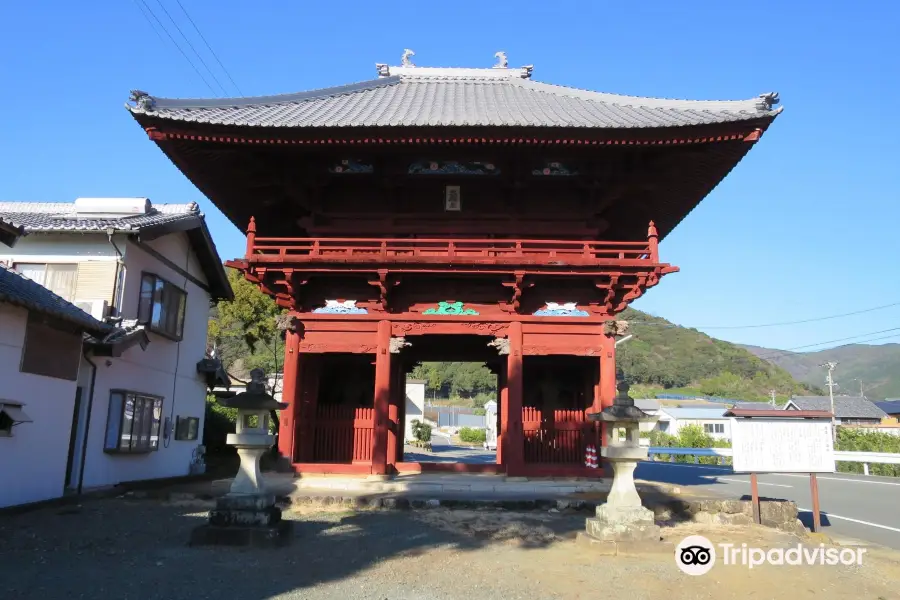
left=769, top=389, right=777, bottom=407
left=852, top=378, right=866, bottom=399
left=821, top=362, right=838, bottom=443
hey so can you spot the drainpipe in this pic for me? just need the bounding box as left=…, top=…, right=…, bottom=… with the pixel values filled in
left=76, top=350, right=99, bottom=495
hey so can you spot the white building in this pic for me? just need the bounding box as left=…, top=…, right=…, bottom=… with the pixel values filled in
left=0, top=260, right=113, bottom=507
left=654, top=407, right=732, bottom=440
left=404, top=379, right=426, bottom=442
left=0, top=198, right=232, bottom=507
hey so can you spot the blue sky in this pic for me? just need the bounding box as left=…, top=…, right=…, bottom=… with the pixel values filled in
left=1, top=0, right=898, bottom=353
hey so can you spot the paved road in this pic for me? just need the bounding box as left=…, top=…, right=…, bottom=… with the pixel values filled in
left=403, top=433, right=497, bottom=464
left=636, top=461, right=900, bottom=549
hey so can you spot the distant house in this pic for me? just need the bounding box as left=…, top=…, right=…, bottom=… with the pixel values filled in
left=655, top=407, right=731, bottom=440
left=784, top=396, right=887, bottom=425
left=875, top=400, right=900, bottom=418
left=0, top=198, right=232, bottom=507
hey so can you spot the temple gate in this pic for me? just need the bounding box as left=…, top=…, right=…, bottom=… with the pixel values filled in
left=127, top=52, right=780, bottom=476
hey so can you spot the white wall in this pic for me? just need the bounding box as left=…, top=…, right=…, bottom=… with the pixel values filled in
left=78, top=233, right=211, bottom=489
left=404, top=381, right=426, bottom=442
left=0, top=304, right=80, bottom=508
left=0, top=233, right=119, bottom=264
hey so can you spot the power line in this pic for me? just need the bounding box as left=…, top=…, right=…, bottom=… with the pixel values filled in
left=629, top=300, right=900, bottom=331
left=175, top=0, right=244, bottom=96
left=132, top=0, right=169, bottom=47
left=752, top=328, right=900, bottom=361
left=135, top=0, right=217, bottom=94
left=153, top=0, right=228, bottom=95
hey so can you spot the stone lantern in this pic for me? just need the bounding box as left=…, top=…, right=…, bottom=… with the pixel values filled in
left=584, top=369, right=660, bottom=546
left=190, top=368, right=292, bottom=547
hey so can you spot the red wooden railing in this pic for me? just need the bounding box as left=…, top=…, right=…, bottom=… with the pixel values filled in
left=522, top=408, right=588, bottom=465
left=248, top=236, right=657, bottom=263
left=312, top=405, right=374, bottom=463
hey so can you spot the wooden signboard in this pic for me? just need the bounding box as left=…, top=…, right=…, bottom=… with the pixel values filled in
left=731, top=418, right=835, bottom=474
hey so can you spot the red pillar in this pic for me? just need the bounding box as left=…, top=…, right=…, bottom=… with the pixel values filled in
left=600, top=333, right=616, bottom=409
left=297, top=354, right=320, bottom=462
left=599, top=333, right=617, bottom=475
left=278, top=329, right=301, bottom=460
left=371, top=320, right=392, bottom=475
left=497, top=366, right=507, bottom=466
left=503, top=321, right=525, bottom=474
left=387, top=360, right=402, bottom=468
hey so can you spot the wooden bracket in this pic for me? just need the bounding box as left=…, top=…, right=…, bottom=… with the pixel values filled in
left=501, top=271, right=532, bottom=313
left=367, top=269, right=399, bottom=312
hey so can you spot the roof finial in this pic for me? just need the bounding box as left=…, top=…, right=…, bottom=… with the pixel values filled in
left=401, top=49, right=415, bottom=67
left=493, top=51, right=508, bottom=69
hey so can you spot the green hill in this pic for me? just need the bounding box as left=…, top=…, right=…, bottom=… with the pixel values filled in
left=741, top=343, right=900, bottom=400
left=616, top=308, right=818, bottom=402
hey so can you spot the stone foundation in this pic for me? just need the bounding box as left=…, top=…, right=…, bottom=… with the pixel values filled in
left=583, top=504, right=662, bottom=543
left=190, top=493, right=293, bottom=547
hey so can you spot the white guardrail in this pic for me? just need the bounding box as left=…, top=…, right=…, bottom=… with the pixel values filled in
left=647, top=447, right=900, bottom=476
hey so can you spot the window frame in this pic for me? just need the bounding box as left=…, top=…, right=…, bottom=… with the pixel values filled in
left=13, top=262, right=78, bottom=302
left=104, top=390, right=164, bottom=454
left=137, top=272, right=187, bottom=341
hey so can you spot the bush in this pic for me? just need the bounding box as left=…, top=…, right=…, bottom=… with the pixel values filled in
left=411, top=419, right=432, bottom=443
left=459, top=427, right=487, bottom=444
left=836, top=428, right=900, bottom=477
left=647, top=425, right=732, bottom=466
left=203, top=396, right=237, bottom=455
left=474, top=408, right=486, bottom=416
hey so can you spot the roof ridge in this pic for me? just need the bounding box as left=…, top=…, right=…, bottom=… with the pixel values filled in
left=521, top=79, right=780, bottom=111
left=128, top=78, right=400, bottom=112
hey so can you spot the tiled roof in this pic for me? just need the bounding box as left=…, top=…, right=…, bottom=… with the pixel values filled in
left=0, top=201, right=200, bottom=233
left=0, top=264, right=112, bottom=335
left=127, top=64, right=781, bottom=130
left=634, top=399, right=661, bottom=411
left=0, top=200, right=233, bottom=301
left=0, top=216, right=25, bottom=247
left=874, top=400, right=900, bottom=415
left=658, top=408, right=728, bottom=420
left=731, top=402, right=777, bottom=410
left=788, top=396, right=888, bottom=419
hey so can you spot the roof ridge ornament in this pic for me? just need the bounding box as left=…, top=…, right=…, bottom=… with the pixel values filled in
left=128, top=89, right=155, bottom=112
left=401, top=48, right=415, bottom=67
left=494, top=51, right=508, bottom=69
left=757, top=92, right=780, bottom=111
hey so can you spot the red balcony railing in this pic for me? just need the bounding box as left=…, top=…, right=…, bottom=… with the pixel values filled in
left=243, top=219, right=662, bottom=266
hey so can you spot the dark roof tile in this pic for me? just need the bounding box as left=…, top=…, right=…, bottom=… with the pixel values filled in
left=0, top=265, right=112, bottom=335
left=127, top=66, right=781, bottom=130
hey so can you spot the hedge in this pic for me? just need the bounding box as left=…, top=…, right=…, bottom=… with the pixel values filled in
left=459, top=427, right=487, bottom=444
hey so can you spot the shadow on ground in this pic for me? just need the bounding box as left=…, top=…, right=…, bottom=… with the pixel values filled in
left=635, top=461, right=730, bottom=489
left=0, top=497, right=583, bottom=600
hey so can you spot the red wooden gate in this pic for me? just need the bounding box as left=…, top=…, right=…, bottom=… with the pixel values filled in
left=313, top=405, right=374, bottom=463
left=522, top=408, right=587, bottom=465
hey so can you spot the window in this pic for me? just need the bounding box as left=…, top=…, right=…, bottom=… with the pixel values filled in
left=0, top=402, right=33, bottom=437
left=21, top=313, right=82, bottom=380
left=15, top=263, right=77, bottom=301
left=174, top=416, right=199, bottom=441
left=138, top=273, right=187, bottom=340
left=703, top=423, right=725, bottom=434
left=104, top=391, right=163, bottom=453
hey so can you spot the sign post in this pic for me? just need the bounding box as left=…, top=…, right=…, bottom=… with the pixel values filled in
left=725, top=409, right=835, bottom=533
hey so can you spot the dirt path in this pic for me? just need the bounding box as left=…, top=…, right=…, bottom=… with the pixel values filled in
left=1, top=499, right=898, bottom=600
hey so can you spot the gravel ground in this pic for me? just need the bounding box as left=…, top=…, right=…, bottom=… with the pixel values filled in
left=2, top=497, right=899, bottom=600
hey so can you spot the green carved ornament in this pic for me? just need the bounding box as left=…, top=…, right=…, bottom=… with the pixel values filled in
left=423, top=301, right=479, bottom=316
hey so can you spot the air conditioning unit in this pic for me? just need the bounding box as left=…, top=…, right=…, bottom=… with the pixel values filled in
left=74, top=299, right=109, bottom=320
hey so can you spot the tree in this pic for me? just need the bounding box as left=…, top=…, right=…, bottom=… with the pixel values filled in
left=208, top=268, right=288, bottom=453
